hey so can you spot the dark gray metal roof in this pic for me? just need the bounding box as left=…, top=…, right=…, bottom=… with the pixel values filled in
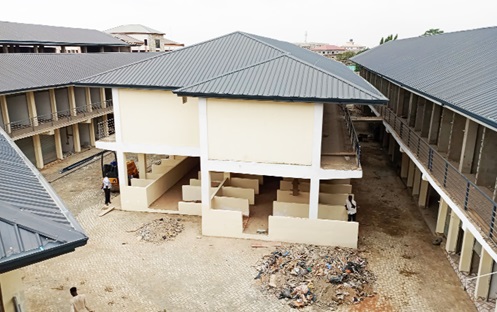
left=79, top=31, right=386, bottom=103
left=0, top=53, right=160, bottom=94
left=0, top=20, right=128, bottom=46
left=351, top=26, right=497, bottom=128
left=175, top=55, right=387, bottom=103
left=0, top=129, right=87, bottom=273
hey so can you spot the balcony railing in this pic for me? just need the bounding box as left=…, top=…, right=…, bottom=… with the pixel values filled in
left=379, top=106, right=497, bottom=243
left=97, top=117, right=115, bottom=140
left=3, top=99, right=113, bottom=136
left=341, top=105, right=361, bottom=166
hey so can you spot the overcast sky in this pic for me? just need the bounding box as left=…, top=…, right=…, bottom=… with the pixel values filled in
left=1, top=0, right=495, bottom=48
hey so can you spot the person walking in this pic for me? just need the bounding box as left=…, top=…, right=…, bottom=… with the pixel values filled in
left=345, top=195, right=357, bottom=222
left=102, top=174, right=111, bottom=206
left=69, top=287, right=93, bottom=312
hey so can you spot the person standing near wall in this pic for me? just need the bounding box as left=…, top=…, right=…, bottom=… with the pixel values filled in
left=102, top=174, right=111, bottom=206
left=345, top=195, right=357, bottom=222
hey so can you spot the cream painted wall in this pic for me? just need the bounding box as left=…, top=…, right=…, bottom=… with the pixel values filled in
left=0, top=270, right=23, bottom=312
left=206, top=99, right=314, bottom=165
left=118, top=89, right=199, bottom=148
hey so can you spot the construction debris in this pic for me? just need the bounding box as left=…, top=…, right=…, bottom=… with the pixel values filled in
left=136, top=218, right=184, bottom=243
left=254, top=244, right=375, bottom=309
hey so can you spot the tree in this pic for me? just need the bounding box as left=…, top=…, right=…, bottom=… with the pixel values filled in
left=422, top=28, right=444, bottom=36
left=379, top=34, right=398, bottom=45
left=336, top=51, right=357, bottom=63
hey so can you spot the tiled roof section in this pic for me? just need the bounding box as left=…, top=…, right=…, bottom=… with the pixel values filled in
left=175, top=55, right=387, bottom=103
left=79, top=32, right=283, bottom=88
left=0, top=20, right=128, bottom=46
left=0, top=129, right=87, bottom=273
left=105, top=24, right=164, bottom=35
left=0, top=52, right=159, bottom=94
left=351, top=26, right=497, bottom=129
left=79, top=31, right=385, bottom=103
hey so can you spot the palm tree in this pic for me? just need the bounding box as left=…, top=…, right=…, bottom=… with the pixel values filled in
left=422, top=28, right=444, bottom=36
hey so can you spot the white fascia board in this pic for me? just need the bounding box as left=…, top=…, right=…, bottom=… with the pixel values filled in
left=383, top=116, right=497, bottom=263
left=318, top=168, right=362, bottom=179
left=95, top=141, right=117, bottom=151
left=206, top=159, right=314, bottom=179
left=120, top=143, right=200, bottom=157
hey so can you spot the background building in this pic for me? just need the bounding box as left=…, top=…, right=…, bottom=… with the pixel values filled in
left=106, top=24, right=184, bottom=52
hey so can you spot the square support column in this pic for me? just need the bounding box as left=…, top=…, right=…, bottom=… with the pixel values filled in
left=421, top=101, right=433, bottom=138
left=33, top=134, right=44, bottom=169
left=448, top=113, right=466, bottom=162
left=116, top=152, right=129, bottom=193
left=400, top=152, right=409, bottom=178
left=459, top=119, right=479, bottom=173
left=407, top=93, right=417, bottom=127
left=388, top=135, right=395, bottom=157
left=436, top=199, right=448, bottom=234
left=49, top=89, right=58, bottom=121
left=407, top=160, right=415, bottom=187
left=137, top=153, right=147, bottom=179
left=475, top=248, right=494, bottom=300
left=414, top=97, right=425, bottom=131
left=458, top=229, right=475, bottom=272
left=418, top=179, right=429, bottom=207
left=54, top=128, right=63, bottom=160
left=89, top=119, right=96, bottom=147
left=100, top=88, right=107, bottom=108
left=445, top=211, right=461, bottom=252
left=476, top=129, right=497, bottom=187
left=412, top=168, right=421, bottom=196
left=309, top=178, right=320, bottom=219
left=437, top=108, right=453, bottom=153
left=85, top=87, right=93, bottom=112
left=428, top=104, right=442, bottom=144
left=68, top=86, right=77, bottom=116
left=0, top=95, right=10, bottom=133
left=72, top=123, right=81, bottom=153
left=26, top=91, right=38, bottom=127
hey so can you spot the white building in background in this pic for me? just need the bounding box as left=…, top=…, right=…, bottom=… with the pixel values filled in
left=341, top=39, right=367, bottom=51
left=106, top=24, right=184, bottom=52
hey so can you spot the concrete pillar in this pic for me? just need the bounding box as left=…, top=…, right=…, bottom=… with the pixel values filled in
left=448, top=113, right=466, bottom=162
left=81, top=46, right=87, bottom=53
left=85, top=87, right=92, bottom=112
left=421, top=101, right=433, bottom=138
left=418, top=179, right=429, bottom=207
left=309, top=178, right=320, bottom=219
left=72, top=124, right=81, bottom=152
left=61, top=46, right=66, bottom=53
left=32, top=134, right=44, bottom=169
left=39, top=45, right=44, bottom=53
left=414, top=97, right=425, bottom=131
left=388, top=135, right=395, bottom=157
left=476, top=128, right=497, bottom=188
left=412, top=168, right=422, bottom=196
left=49, top=89, right=58, bottom=121
left=100, top=88, right=107, bottom=108
left=0, top=95, right=10, bottom=133
left=26, top=91, right=38, bottom=127
left=428, top=104, right=442, bottom=144
left=54, top=128, right=63, bottom=160
left=89, top=119, right=96, bottom=146
left=382, top=129, right=389, bottom=148
left=459, top=119, right=479, bottom=173
left=407, top=160, right=416, bottom=187
left=445, top=211, right=461, bottom=252
left=201, top=168, right=211, bottom=211
left=68, top=86, right=77, bottom=116
left=137, top=153, right=147, bottom=179
left=1, top=45, right=7, bottom=53
left=396, top=88, right=404, bottom=116
left=437, top=108, right=453, bottom=153
left=100, top=46, right=105, bottom=52
left=400, top=152, right=409, bottom=178
left=475, top=248, right=494, bottom=300
left=436, top=199, right=448, bottom=234
left=116, top=152, right=129, bottom=194
left=459, top=230, right=475, bottom=272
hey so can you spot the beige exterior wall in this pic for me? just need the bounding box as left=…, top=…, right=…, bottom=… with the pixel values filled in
left=0, top=270, right=24, bottom=312
left=206, top=99, right=314, bottom=165
left=118, top=89, right=199, bottom=148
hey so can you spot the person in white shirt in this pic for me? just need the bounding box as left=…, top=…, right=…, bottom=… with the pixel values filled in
left=102, top=174, right=111, bottom=206
left=69, top=287, right=93, bottom=312
left=345, top=195, right=357, bottom=222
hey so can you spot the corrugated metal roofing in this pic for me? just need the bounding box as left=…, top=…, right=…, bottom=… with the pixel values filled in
left=351, top=26, right=497, bottom=128
left=0, top=128, right=87, bottom=273
left=0, top=53, right=160, bottom=94
left=105, top=24, right=164, bottom=35
left=175, top=55, right=386, bottom=103
left=79, top=31, right=386, bottom=103
left=0, top=20, right=128, bottom=46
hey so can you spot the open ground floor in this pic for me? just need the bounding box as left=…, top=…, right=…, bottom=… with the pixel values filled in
left=17, top=141, right=477, bottom=311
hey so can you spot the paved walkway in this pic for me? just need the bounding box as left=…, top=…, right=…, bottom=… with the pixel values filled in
left=21, top=144, right=476, bottom=311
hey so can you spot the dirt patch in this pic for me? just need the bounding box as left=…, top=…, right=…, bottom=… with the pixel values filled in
left=134, top=217, right=184, bottom=242
left=399, top=269, right=418, bottom=277
left=254, top=244, right=376, bottom=309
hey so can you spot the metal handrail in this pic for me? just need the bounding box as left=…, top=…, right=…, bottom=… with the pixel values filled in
left=380, top=106, right=497, bottom=241
left=3, top=99, right=113, bottom=134
left=341, top=105, right=361, bottom=166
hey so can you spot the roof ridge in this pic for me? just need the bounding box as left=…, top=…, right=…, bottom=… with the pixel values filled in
left=175, top=54, right=287, bottom=92
left=76, top=31, right=246, bottom=83
left=238, top=32, right=289, bottom=55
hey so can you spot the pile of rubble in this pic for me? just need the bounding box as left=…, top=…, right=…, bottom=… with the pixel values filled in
left=136, top=218, right=184, bottom=243
left=254, top=244, right=375, bottom=309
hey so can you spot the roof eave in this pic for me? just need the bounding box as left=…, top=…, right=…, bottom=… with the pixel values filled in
left=0, top=40, right=129, bottom=46
left=73, top=82, right=178, bottom=91
left=0, top=236, right=88, bottom=274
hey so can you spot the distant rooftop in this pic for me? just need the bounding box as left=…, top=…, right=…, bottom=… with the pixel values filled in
left=0, top=20, right=128, bottom=46
left=105, top=24, right=165, bottom=35
left=311, top=45, right=346, bottom=51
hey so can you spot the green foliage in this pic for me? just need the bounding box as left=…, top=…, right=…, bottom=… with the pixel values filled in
left=336, top=51, right=357, bottom=62
left=379, top=34, right=398, bottom=45
left=422, top=28, right=444, bottom=36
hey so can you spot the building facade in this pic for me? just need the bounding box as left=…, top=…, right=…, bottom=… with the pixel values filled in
left=106, top=24, right=184, bottom=52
